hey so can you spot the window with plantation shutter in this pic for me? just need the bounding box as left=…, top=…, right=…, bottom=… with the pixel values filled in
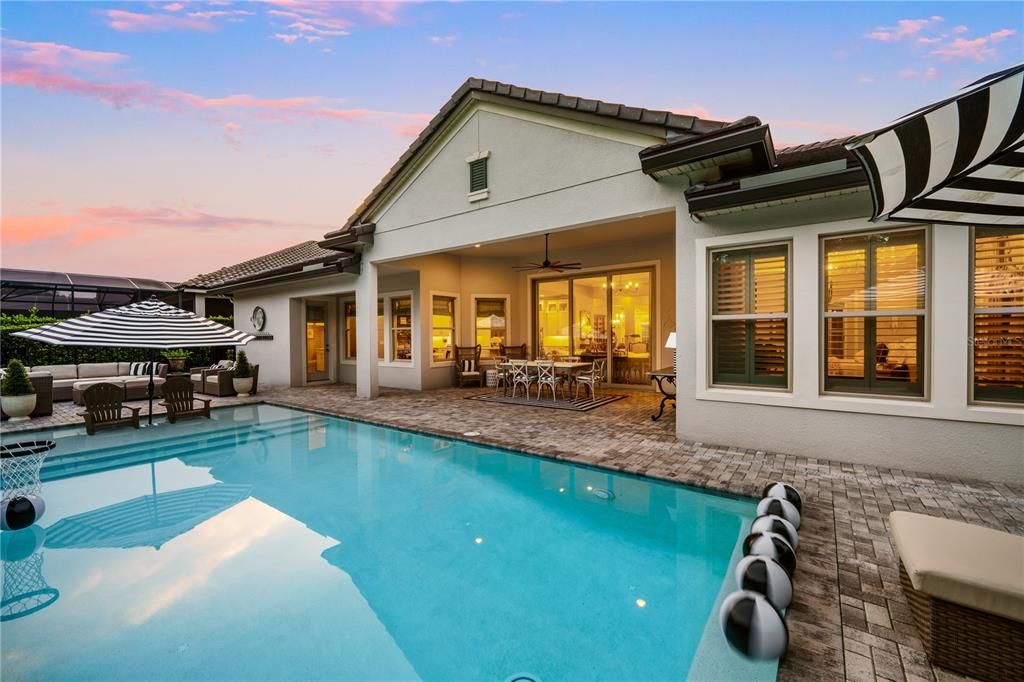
left=710, top=244, right=789, bottom=388
left=823, top=228, right=926, bottom=397
left=971, top=227, right=1024, bottom=404
left=431, top=295, right=456, bottom=363
left=469, top=157, right=487, bottom=193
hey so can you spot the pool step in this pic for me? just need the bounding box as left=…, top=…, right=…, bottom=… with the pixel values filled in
left=41, top=416, right=318, bottom=481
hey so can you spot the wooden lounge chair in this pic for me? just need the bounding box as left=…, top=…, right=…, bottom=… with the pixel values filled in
left=78, top=382, right=141, bottom=436
left=159, top=376, right=211, bottom=424
left=890, top=511, right=1024, bottom=681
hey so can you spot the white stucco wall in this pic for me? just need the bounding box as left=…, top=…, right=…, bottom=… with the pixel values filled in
left=366, top=101, right=679, bottom=262
left=675, top=193, right=1024, bottom=483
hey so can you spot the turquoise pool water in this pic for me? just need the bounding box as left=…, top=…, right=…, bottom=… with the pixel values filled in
left=1, top=405, right=777, bottom=681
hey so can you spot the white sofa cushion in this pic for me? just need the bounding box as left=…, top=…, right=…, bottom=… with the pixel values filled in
left=79, top=363, right=120, bottom=379
left=123, top=376, right=164, bottom=387
left=53, top=378, right=78, bottom=389
left=73, top=379, right=126, bottom=390
left=31, top=364, right=77, bottom=380
left=118, top=362, right=132, bottom=376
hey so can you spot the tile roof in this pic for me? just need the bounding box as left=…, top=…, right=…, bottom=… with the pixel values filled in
left=179, top=240, right=339, bottom=290
left=341, top=77, right=729, bottom=228
left=775, top=135, right=860, bottom=168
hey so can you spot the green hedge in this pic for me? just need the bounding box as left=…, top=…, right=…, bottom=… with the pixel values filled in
left=1, top=311, right=235, bottom=369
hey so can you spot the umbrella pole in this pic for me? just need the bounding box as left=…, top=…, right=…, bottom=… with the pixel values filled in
left=148, top=350, right=156, bottom=425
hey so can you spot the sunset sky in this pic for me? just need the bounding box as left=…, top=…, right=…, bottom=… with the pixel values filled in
left=2, top=1, right=1020, bottom=282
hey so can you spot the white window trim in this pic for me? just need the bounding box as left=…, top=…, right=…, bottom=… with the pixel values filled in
left=694, top=218, right=1022, bottom=428
left=968, top=226, right=1024, bottom=408
left=471, top=293, right=511, bottom=365
left=382, top=290, right=415, bottom=368
left=429, top=290, right=460, bottom=368
left=707, top=240, right=793, bottom=392
left=818, top=225, right=931, bottom=402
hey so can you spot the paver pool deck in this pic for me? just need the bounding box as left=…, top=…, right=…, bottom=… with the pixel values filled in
left=4, top=384, right=1021, bottom=681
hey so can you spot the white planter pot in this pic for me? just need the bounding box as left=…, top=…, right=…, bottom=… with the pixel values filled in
left=232, top=377, right=254, bottom=397
left=2, top=394, right=37, bottom=422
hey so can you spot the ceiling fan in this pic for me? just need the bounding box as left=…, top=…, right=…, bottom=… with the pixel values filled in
left=513, top=233, right=583, bottom=273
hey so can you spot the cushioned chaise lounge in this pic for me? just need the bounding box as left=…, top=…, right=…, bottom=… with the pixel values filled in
left=889, top=511, right=1024, bottom=681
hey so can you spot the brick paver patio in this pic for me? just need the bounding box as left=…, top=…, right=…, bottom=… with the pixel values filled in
left=4, top=384, right=1021, bottom=681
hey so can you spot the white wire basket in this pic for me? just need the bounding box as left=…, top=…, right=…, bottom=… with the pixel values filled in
left=1, top=441, right=55, bottom=502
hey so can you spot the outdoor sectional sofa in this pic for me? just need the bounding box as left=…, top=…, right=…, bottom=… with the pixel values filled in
left=28, top=362, right=169, bottom=404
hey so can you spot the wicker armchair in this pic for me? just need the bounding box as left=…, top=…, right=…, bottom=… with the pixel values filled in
left=191, top=364, right=259, bottom=397
left=453, top=344, right=483, bottom=388
left=500, top=343, right=528, bottom=360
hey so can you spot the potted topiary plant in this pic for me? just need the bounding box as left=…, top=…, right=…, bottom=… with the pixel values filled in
left=232, top=350, right=254, bottom=397
left=1, top=359, right=37, bottom=422
left=163, top=348, right=191, bottom=373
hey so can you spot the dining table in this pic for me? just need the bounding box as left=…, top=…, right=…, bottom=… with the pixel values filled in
left=496, top=360, right=592, bottom=399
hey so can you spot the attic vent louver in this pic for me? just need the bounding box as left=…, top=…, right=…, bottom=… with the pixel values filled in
left=469, top=157, right=488, bottom=193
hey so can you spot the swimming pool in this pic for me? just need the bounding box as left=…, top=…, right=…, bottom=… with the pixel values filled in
left=1, top=404, right=778, bottom=681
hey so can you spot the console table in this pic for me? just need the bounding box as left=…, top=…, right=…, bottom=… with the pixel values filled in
left=648, top=367, right=676, bottom=422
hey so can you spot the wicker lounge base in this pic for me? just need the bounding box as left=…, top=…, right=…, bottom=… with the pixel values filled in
left=899, top=561, right=1024, bottom=681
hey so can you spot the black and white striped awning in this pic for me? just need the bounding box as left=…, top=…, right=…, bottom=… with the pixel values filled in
left=846, top=64, right=1023, bottom=227
left=11, top=296, right=254, bottom=348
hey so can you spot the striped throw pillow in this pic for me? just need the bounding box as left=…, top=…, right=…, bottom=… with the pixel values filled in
left=462, top=359, right=476, bottom=372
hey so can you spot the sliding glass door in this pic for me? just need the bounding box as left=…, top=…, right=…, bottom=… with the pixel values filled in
left=534, top=268, right=654, bottom=385
left=305, top=302, right=329, bottom=382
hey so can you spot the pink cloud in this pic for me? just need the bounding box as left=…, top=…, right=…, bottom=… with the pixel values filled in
left=103, top=9, right=216, bottom=32
left=272, top=33, right=300, bottom=44
left=429, top=35, right=456, bottom=47
left=287, top=21, right=349, bottom=37
left=163, top=2, right=185, bottom=11
left=929, top=29, right=1016, bottom=62
left=1, top=38, right=127, bottom=71
left=2, top=36, right=429, bottom=135
left=866, top=16, right=943, bottom=42
left=1, top=214, right=78, bottom=245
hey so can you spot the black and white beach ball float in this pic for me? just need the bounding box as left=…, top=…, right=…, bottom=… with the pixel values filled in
left=719, top=590, right=789, bottom=660
left=762, top=482, right=802, bottom=514
left=756, top=496, right=801, bottom=530
left=1, top=495, right=45, bottom=532
left=735, top=555, right=793, bottom=610
left=742, top=531, right=796, bottom=577
left=751, top=514, right=799, bottom=551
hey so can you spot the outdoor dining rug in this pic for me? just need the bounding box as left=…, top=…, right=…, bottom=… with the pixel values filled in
left=465, top=392, right=626, bottom=412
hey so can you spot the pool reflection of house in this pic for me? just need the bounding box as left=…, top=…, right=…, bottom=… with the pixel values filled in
left=180, top=77, right=1023, bottom=483
left=180, top=416, right=751, bottom=681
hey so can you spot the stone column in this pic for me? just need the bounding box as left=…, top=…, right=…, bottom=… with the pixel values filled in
left=355, top=260, right=379, bottom=399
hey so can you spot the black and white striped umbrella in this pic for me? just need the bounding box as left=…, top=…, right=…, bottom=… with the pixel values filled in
left=846, top=64, right=1023, bottom=227
left=11, top=297, right=253, bottom=348
left=12, top=297, right=253, bottom=424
